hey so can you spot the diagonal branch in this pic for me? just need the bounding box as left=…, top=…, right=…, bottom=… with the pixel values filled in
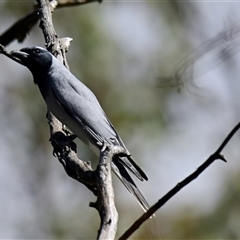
left=119, top=122, right=240, bottom=240
left=0, top=44, right=24, bottom=65
left=0, top=0, right=101, bottom=47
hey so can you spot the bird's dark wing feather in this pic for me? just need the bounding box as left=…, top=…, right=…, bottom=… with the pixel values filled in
left=112, top=160, right=150, bottom=212
left=105, top=117, right=148, bottom=180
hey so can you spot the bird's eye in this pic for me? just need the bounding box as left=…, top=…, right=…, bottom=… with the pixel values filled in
left=34, top=49, right=40, bottom=54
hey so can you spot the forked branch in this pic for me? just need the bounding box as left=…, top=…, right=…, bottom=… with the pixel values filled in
left=119, top=122, right=240, bottom=240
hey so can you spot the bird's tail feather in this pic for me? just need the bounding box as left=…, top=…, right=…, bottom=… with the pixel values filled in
left=112, top=159, right=150, bottom=212
left=119, top=155, right=148, bottom=181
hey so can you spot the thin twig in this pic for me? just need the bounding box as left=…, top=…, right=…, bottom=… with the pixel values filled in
left=216, top=122, right=240, bottom=153
left=119, top=122, right=240, bottom=240
left=0, top=44, right=24, bottom=65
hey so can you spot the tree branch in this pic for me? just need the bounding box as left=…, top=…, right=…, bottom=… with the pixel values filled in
left=47, top=111, right=97, bottom=195
left=4, top=0, right=118, bottom=238
left=92, top=144, right=128, bottom=240
left=0, top=0, right=101, bottom=47
left=119, top=122, right=240, bottom=240
left=0, top=44, right=25, bottom=65
left=0, top=0, right=118, bottom=214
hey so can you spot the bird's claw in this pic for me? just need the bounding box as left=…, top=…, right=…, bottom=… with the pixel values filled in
left=50, top=131, right=77, bottom=156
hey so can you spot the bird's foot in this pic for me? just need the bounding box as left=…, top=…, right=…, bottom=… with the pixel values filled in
left=50, top=131, right=77, bottom=156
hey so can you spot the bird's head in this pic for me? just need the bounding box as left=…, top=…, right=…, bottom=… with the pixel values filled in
left=11, top=46, right=53, bottom=75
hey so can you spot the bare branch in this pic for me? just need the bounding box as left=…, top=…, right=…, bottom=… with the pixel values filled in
left=0, top=0, right=101, bottom=47
left=216, top=122, right=240, bottom=153
left=34, top=0, right=99, bottom=192
left=94, top=144, right=128, bottom=240
left=37, top=1, right=118, bottom=239
left=119, top=122, right=240, bottom=240
left=1, top=1, right=119, bottom=238
left=47, top=111, right=97, bottom=195
left=57, top=0, right=102, bottom=8
left=0, top=44, right=24, bottom=65
left=36, top=0, right=61, bottom=56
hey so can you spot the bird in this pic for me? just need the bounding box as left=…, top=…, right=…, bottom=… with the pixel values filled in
left=11, top=46, right=150, bottom=212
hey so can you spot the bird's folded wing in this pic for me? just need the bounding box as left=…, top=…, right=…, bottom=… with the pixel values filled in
left=49, top=76, right=147, bottom=181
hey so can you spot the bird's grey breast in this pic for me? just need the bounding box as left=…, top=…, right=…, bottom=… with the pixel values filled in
left=38, top=59, right=123, bottom=155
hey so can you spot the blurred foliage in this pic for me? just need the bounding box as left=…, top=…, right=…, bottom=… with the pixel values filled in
left=2, top=1, right=34, bottom=15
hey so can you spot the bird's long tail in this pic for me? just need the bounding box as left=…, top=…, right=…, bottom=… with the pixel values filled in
left=112, top=158, right=150, bottom=212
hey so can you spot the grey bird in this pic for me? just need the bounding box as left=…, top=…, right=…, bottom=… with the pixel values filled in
left=11, top=46, right=150, bottom=212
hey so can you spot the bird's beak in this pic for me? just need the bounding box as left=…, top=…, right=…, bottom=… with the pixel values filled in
left=10, top=49, right=29, bottom=63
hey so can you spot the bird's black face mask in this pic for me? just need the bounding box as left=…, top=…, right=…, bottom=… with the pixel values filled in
left=11, top=46, right=53, bottom=79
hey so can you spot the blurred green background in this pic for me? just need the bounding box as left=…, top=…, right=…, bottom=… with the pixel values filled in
left=1, top=1, right=240, bottom=239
